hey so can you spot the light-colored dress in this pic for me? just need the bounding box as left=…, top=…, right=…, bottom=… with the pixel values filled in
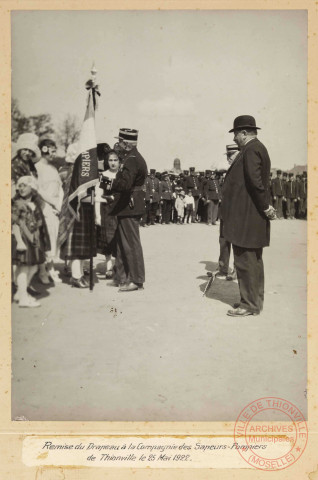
left=35, top=158, right=63, bottom=261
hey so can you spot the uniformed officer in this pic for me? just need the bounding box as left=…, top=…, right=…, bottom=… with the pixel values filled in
left=148, top=168, right=161, bottom=225
left=281, top=171, right=288, bottom=218
left=182, top=170, right=189, bottom=190
left=202, top=170, right=220, bottom=225
left=183, top=167, right=201, bottom=221
left=141, top=172, right=151, bottom=227
left=160, top=171, right=173, bottom=224
left=271, top=169, right=284, bottom=219
left=301, top=171, right=307, bottom=219
left=109, top=128, right=148, bottom=292
left=285, top=172, right=297, bottom=219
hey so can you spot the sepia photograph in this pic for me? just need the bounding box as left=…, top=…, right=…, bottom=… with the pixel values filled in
left=11, top=9, right=307, bottom=422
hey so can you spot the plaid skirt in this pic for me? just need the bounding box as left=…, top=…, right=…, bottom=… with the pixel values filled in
left=96, top=203, right=118, bottom=257
left=60, top=203, right=97, bottom=260
left=12, top=232, right=46, bottom=266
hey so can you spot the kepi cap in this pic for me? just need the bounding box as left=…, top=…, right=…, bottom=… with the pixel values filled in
left=115, top=128, right=138, bottom=145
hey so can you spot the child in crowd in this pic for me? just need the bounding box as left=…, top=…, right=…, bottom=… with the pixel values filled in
left=175, top=190, right=186, bottom=224
left=12, top=176, right=50, bottom=307
left=184, top=189, right=195, bottom=224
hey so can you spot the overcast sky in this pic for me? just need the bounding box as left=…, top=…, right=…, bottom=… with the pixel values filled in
left=12, top=10, right=307, bottom=171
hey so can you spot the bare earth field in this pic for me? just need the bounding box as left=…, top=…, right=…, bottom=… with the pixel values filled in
left=11, top=219, right=307, bottom=421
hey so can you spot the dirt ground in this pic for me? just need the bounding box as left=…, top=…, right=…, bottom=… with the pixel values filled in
left=11, top=219, right=307, bottom=421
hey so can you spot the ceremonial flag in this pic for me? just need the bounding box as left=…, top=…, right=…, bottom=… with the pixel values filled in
left=68, top=86, right=99, bottom=220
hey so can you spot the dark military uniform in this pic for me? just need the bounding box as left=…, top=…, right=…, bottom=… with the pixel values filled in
left=181, top=170, right=189, bottom=190
left=141, top=175, right=151, bottom=226
left=203, top=173, right=220, bottom=225
left=296, top=174, right=307, bottom=219
left=271, top=171, right=284, bottom=219
left=148, top=174, right=161, bottom=225
left=111, top=146, right=148, bottom=286
left=183, top=168, right=201, bottom=221
left=160, top=175, right=173, bottom=224
left=285, top=174, right=297, bottom=219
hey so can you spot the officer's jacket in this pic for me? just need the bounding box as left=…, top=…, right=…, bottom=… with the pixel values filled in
left=203, top=178, right=220, bottom=201
left=271, top=177, right=284, bottom=196
left=161, top=179, right=173, bottom=200
left=111, top=147, right=148, bottom=217
left=183, top=175, right=201, bottom=197
left=285, top=180, right=296, bottom=199
left=296, top=180, right=307, bottom=199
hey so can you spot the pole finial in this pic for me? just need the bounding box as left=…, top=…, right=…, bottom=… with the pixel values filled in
left=91, top=62, right=97, bottom=85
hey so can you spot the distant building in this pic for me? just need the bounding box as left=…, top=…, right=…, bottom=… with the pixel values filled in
left=169, top=158, right=182, bottom=174
left=271, top=165, right=307, bottom=175
left=289, top=164, right=307, bottom=176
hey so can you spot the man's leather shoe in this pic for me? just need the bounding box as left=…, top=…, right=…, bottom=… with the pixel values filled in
left=119, top=282, right=139, bottom=292
left=227, top=307, right=259, bottom=317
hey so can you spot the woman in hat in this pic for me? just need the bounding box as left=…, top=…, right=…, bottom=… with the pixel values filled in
left=95, top=150, right=120, bottom=279
left=11, top=133, right=41, bottom=192
left=12, top=176, right=51, bottom=307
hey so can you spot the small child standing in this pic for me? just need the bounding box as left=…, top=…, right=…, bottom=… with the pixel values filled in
left=175, top=190, right=186, bottom=224
left=184, top=190, right=195, bottom=223
left=12, top=176, right=51, bottom=307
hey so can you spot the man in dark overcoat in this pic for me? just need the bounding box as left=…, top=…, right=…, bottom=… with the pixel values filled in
left=221, top=115, right=275, bottom=316
left=109, top=128, right=148, bottom=292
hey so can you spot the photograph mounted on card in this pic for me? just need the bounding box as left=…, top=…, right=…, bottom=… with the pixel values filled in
left=10, top=9, right=307, bottom=427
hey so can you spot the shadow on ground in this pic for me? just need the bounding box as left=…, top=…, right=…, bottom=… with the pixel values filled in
left=199, top=260, right=240, bottom=307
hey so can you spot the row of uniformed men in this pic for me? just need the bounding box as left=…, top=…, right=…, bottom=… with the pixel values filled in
left=141, top=167, right=224, bottom=225
left=270, top=170, right=307, bottom=219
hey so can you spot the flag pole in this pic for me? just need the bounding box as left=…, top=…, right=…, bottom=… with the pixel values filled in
left=89, top=63, right=97, bottom=291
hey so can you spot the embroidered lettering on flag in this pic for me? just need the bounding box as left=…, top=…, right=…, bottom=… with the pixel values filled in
left=68, top=90, right=99, bottom=220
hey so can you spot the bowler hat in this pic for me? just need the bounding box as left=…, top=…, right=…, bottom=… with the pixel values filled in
left=189, top=167, right=195, bottom=172
left=229, top=115, right=261, bottom=133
